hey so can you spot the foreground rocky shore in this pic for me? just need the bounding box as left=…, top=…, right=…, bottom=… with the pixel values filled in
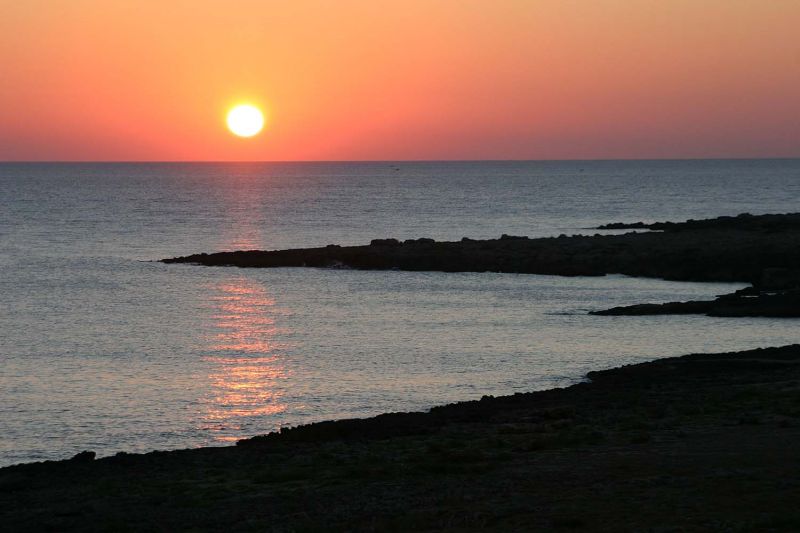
left=163, top=212, right=800, bottom=317
left=4, top=344, right=800, bottom=531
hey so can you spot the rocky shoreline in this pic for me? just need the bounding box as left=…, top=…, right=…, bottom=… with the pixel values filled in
left=4, top=344, right=800, bottom=531
left=592, top=285, right=800, bottom=317
left=164, top=212, right=800, bottom=317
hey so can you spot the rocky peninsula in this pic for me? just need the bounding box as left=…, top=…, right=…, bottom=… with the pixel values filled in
left=3, top=344, right=800, bottom=531
left=164, top=212, right=800, bottom=317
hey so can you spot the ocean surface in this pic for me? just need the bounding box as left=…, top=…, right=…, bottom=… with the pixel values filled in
left=2, top=159, right=800, bottom=466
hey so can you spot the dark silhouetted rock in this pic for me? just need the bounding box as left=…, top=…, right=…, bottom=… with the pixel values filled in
left=592, top=300, right=714, bottom=316
left=597, top=221, right=649, bottom=230
left=592, top=290, right=800, bottom=318
left=162, top=213, right=800, bottom=290
left=69, top=451, right=96, bottom=463
left=369, top=238, right=401, bottom=247
left=597, top=212, right=800, bottom=232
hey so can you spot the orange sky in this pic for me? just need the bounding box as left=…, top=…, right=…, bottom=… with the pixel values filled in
left=1, top=0, right=799, bottom=161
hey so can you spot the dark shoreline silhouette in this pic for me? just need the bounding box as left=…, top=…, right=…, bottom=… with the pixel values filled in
left=591, top=287, right=800, bottom=317
left=4, top=344, right=800, bottom=530
left=163, top=212, right=800, bottom=317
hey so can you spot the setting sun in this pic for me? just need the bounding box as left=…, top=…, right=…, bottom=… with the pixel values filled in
left=226, top=105, right=264, bottom=138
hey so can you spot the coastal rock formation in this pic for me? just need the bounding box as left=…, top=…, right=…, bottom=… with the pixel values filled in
left=591, top=266, right=800, bottom=317
left=591, top=289, right=800, bottom=317
left=596, top=212, right=800, bottom=232
left=162, top=213, right=800, bottom=318
left=163, top=212, right=800, bottom=286
left=162, top=214, right=800, bottom=286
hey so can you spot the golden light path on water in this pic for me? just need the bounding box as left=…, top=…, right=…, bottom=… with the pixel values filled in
left=200, top=278, right=292, bottom=443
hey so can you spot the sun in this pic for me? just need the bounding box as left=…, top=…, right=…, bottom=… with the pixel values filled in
left=226, top=104, right=264, bottom=137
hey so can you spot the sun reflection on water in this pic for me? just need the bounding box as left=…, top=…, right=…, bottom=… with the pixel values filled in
left=200, top=278, right=291, bottom=442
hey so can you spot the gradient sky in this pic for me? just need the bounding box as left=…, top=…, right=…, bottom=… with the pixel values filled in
left=2, top=0, right=799, bottom=161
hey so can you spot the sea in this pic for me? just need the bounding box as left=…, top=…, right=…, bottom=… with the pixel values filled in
left=2, top=159, right=800, bottom=466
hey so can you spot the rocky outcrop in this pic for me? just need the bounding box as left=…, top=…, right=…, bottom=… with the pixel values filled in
left=591, top=300, right=715, bottom=316
left=596, top=212, right=800, bottom=232
left=163, top=212, right=800, bottom=287
left=591, top=266, right=800, bottom=317
left=591, top=289, right=800, bottom=318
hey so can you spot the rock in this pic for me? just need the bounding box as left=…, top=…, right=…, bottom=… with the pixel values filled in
left=69, top=451, right=96, bottom=463
left=591, top=300, right=713, bottom=316
left=592, top=290, right=800, bottom=318
left=162, top=213, right=800, bottom=290
left=370, top=238, right=401, bottom=247
left=710, top=290, right=800, bottom=317
left=597, top=222, right=648, bottom=230
left=597, top=212, right=800, bottom=232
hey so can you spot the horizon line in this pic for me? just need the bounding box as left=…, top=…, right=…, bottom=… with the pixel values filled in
left=2, top=156, right=800, bottom=164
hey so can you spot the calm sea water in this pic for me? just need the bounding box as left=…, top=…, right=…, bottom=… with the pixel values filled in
left=2, top=160, right=800, bottom=466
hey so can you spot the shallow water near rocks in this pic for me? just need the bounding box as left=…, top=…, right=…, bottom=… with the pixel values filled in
left=2, top=160, right=800, bottom=466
